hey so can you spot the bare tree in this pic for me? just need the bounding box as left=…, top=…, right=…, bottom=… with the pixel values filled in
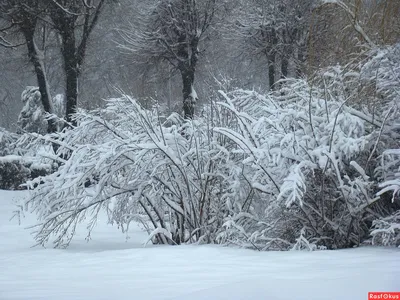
left=44, top=0, right=109, bottom=126
left=0, top=0, right=57, bottom=132
left=233, top=0, right=315, bottom=89
left=309, top=0, right=400, bottom=72
left=0, top=0, right=112, bottom=129
left=120, top=0, right=217, bottom=119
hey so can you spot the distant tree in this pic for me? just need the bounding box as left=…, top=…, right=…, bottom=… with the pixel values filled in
left=0, top=0, right=57, bottom=132
left=233, top=0, right=315, bottom=89
left=120, top=0, right=217, bottom=119
left=308, top=0, right=400, bottom=72
left=0, top=0, right=112, bottom=128
left=17, top=87, right=66, bottom=134
left=17, top=87, right=48, bottom=134
left=44, top=0, right=110, bottom=126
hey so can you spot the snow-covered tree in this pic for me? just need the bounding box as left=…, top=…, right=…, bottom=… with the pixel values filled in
left=0, top=0, right=113, bottom=128
left=17, top=87, right=67, bottom=134
left=17, top=87, right=48, bottom=134
left=119, top=0, right=218, bottom=119
left=0, top=0, right=57, bottom=132
left=45, top=0, right=110, bottom=126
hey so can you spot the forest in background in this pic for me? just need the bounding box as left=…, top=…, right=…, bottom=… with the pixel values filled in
left=1, top=0, right=398, bottom=130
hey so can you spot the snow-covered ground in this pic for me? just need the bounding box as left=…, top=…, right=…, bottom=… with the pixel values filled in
left=0, top=190, right=399, bottom=300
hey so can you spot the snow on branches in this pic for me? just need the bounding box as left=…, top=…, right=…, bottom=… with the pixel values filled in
left=23, top=95, right=231, bottom=247
left=21, top=44, right=400, bottom=250
left=17, top=87, right=47, bottom=134
left=17, top=87, right=66, bottom=134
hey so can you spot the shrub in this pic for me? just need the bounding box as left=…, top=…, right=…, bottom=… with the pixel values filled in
left=20, top=44, right=400, bottom=250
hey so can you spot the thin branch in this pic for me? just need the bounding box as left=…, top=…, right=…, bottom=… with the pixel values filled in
left=50, top=0, right=83, bottom=16
left=0, top=35, right=24, bottom=48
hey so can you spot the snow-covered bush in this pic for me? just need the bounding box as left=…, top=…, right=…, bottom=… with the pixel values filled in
left=20, top=44, right=400, bottom=250
left=0, top=87, right=65, bottom=190
left=0, top=154, right=52, bottom=190
left=358, top=43, right=400, bottom=113
left=372, top=148, right=400, bottom=246
left=216, top=44, right=400, bottom=250
left=0, top=127, right=18, bottom=156
left=23, top=96, right=232, bottom=247
left=19, top=84, right=391, bottom=249
left=0, top=128, right=23, bottom=190
left=0, top=127, right=55, bottom=190
left=213, top=82, right=379, bottom=249
left=364, top=44, right=400, bottom=246
left=0, top=156, right=31, bottom=190
left=371, top=211, right=400, bottom=247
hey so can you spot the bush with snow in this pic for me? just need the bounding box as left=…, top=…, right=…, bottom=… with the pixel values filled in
left=0, top=127, right=54, bottom=190
left=23, top=96, right=230, bottom=247
left=0, top=87, right=66, bottom=190
left=0, top=128, right=23, bottom=190
left=371, top=211, right=400, bottom=247
left=372, top=148, right=400, bottom=246
left=0, top=153, right=53, bottom=190
left=0, top=127, right=18, bottom=156
left=20, top=44, right=400, bottom=249
left=214, top=82, right=381, bottom=250
left=0, top=157, right=31, bottom=190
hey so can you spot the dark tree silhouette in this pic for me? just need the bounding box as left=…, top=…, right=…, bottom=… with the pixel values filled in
left=0, top=0, right=57, bottom=132
left=45, top=0, right=108, bottom=126
left=120, top=0, right=217, bottom=119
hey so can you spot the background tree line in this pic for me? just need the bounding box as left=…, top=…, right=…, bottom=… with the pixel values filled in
left=0, top=0, right=399, bottom=127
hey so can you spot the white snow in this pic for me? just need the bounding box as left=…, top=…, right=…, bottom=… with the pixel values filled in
left=320, top=0, right=337, bottom=3
left=0, top=189, right=399, bottom=300
left=0, top=155, right=25, bottom=163
left=189, top=85, right=198, bottom=102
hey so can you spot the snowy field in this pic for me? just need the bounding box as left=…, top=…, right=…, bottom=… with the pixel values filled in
left=0, top=190, right=399, bottom=300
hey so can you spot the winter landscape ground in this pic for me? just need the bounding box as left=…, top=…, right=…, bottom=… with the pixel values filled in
left=0, top=189, right=399, bottom=300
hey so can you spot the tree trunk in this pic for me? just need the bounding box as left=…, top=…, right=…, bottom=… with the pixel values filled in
left=268, top=52, right=276, bottom=90
left=61, top=29, right=79, bottom=127
left=281, top=54, right=289, bottom=79
left=181, top=68, right=195, bottom=120
left=296, top=46, right=304, bottom=78
left=267, top=28, right=278, bottom=90
left=22, top=28, right=57, bottom=133
left=65, top=64, right=79, bottom=126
